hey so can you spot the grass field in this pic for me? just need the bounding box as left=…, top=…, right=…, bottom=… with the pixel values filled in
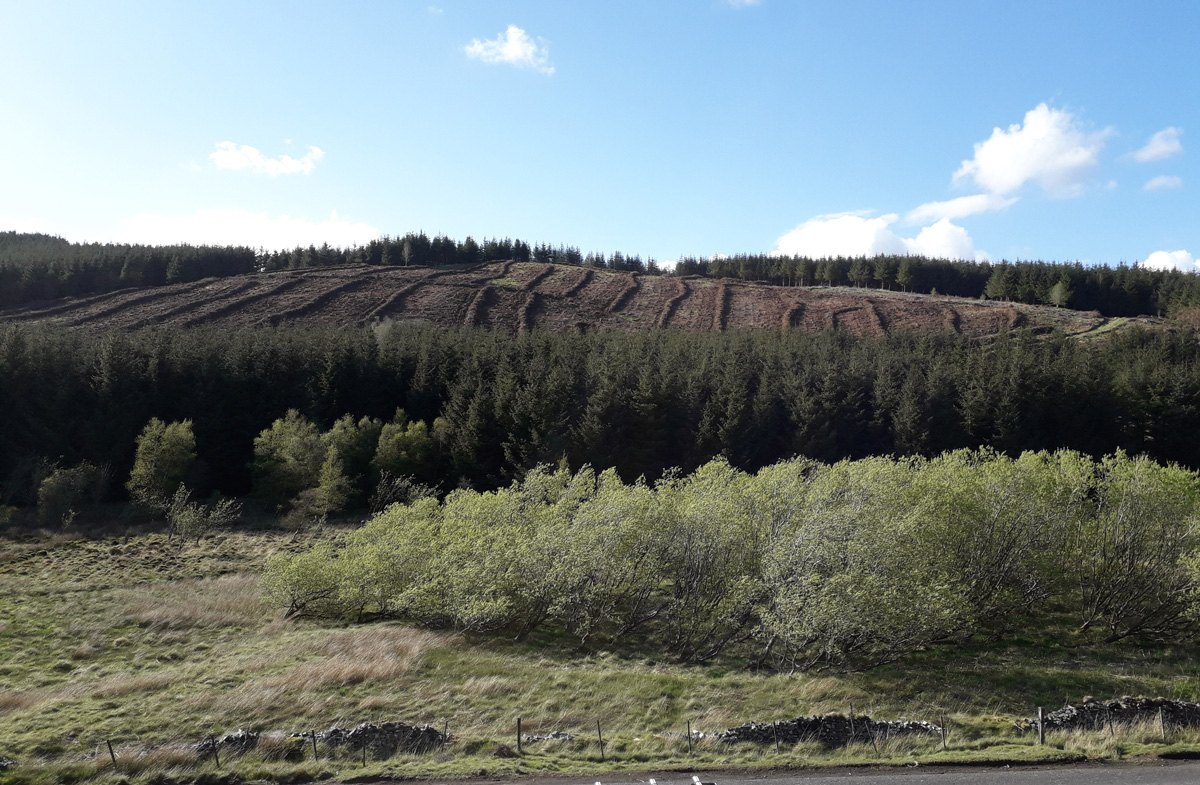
left=3, top=516, right=1200, bottom=784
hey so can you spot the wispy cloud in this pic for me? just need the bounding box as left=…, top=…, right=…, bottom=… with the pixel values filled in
left=1144, top=175, right=1183, bottom=192
left=209, top=142, right=325, bottom=176
left=904, top=193, right=1018, bottom=225
left=953, top=103, right=1111, bottom=198
left=1133, top=127, right=1183, bottom=162
left=115, top=209, right=377, bottom=250
left=723, top=0, right=762, bottom=7
left=465, top=25, right=554, bottom=75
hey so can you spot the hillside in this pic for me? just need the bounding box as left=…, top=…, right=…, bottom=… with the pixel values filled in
left=0, top=260, right=1156, bottom=337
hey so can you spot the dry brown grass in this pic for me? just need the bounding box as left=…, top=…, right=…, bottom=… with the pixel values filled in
left=197, top=624, right=448, bottom=722
left=0, top=689, right=49, bottom=714
left=282, top=625, right=443, bottom=687
left=116, top=572, right=267, bottom=630
left=91, top=670, right=182, bottom=699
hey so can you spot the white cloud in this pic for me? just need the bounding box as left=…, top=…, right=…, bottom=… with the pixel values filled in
left=209, top=142, right=325, bottom=176
left=772, top=212, right=983, bottom=261
left=1140, top=249, right=1197, bottom=272
left=904, top=193, right=1018, bottom=225
left=427, top=6, right=443, bottom=14
left=1133, top=127, right=1183, bottom=162
left=1143, top=175, right=1183, bottom=192
left=952, top=103, right=1110, bottom=198
left=114, top=209, right=378, bottom=250
left=465, top=25, right=554, bottom=75
left=908, top=218, right=984, bottom=261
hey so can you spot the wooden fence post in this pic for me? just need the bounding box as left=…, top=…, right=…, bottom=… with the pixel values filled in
left=517, top=717, right=522, bottom=754
left=940, top=715, right=947, bottom=750
left=687, top=720, right=693, bottom=755
left=310, top=731, right=318, bottom=761
left=773, top=721, right=780, bottom=753
left=1037, top=707, right=1045, bottom=746
left=1159, top=706, right=1167, bottom=740
left=597, top=720, right=605, bottom=761
left=106, top=740, right=117, bottom=766
left=848, top=702, right=855, bottom=742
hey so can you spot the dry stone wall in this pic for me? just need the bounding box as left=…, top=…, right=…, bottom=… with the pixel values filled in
left=195, top=721, right=446, bottom=759
left=717, top=714, right=941, bottom=748
left=1022, top=697, right=1200, bottom=732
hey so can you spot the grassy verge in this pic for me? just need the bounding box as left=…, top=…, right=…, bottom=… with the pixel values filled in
left=2, top=520, right=1199, bottom=784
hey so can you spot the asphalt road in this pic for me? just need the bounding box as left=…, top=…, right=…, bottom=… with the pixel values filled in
left=467, top=762, right=1200, bottom=785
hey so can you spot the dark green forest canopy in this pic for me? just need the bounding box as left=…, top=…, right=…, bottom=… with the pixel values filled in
left=5, top=231, right=1200, bottom=318
left=3, top=323, right=1200, bottom=505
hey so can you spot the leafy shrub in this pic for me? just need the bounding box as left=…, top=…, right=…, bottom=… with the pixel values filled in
left=37, top=463, right=99, bottom=526
left=165, top=485, right=241, bottom=545
left=127, top=418, right=196, bottom=509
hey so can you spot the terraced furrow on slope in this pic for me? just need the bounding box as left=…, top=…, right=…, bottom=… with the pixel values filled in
left=67, top=280, right=212, bottom=326
left=125, top=279, right=260, bottom=329
left=0, top=261, right=1130, bottom=338
left=258, top=275, right=378, bottom=326
left=178, top=277, right=305, bottom=327
left=656, top=278, right=688, bottom=329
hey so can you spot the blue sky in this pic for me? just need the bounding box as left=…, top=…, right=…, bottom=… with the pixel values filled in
left=1, top=0, right=1197, bottom=269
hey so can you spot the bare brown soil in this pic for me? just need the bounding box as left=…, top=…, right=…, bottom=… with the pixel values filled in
left=0, top=261, right=1158, bottom=339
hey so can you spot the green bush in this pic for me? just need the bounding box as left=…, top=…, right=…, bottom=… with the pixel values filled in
left=260, top=450, right=1200, bottom=669
left=37, top=463, right=99, bottom=526
left=127, top=418, right=196, bottom=509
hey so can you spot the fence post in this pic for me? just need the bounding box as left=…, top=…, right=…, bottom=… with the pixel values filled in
left=597, top=720, right=605, bottom=761
left=773, top=721, right=780, bottom=753
left=848, top=702, right=855, bottom=742
left=940, top=716, right=947, bottom=750
left=210, top=736, right=220, bottom=768
left=1037, top=707, right=1045, bottom=746
left=517, top=717, right=522, bottom=754
left=107, top=740, right=117, bottom=766
left=311, top=731, right=318, bottom=761
left=1159, top=706, right=1167, bottom=741
left=444, top=721, right=449, bottom=750
left=687, top=720, right=693, bottom=755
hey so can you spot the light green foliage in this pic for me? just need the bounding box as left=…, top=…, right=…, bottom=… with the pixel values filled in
left=758, top=457, right=966, bottom=669
left=372, top=410, right=433, bottom=482
left=165, top=484, right=241, bottom=545
left=262, top=542, right=348, bottom=618
left=911, top=449, right=1087, bottom=632
left=252, top=410, right=326, bottom=506
left=1072, top=452, right=1200, bottom=642
left=289, top=447, right=353, bottom=522
left=37, top=463, right=100, bottom=525
left=369, top=471, right=437, bottom=513
left=126, top=418, right=196, bottom=508
left=656, top=460, right=763, bottom=662
left=262, top=450, right=1200, bottom=669
left=1048, top=279, right=1073, bottom=308
left=555, top=468, right=663, bottom=646
left=323, top=414, right=383, bottom=502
